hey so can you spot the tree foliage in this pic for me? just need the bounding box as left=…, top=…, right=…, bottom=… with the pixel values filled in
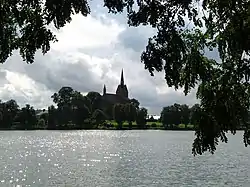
left=0, top=0, right=90, bottom=64
left=103, top=0, right=250, bottom=155
left=130, top=98, right=140, bottom=109
left=0, top=99, right=19, bottom=129
left=136, top=107, right=148, bottom=129
left=124, top=103, right=137, bottom=129
left=113, top=103, right=125, bottom=129
left=1, top=0, right=250, bottom=155
left=16, top=104, right=37, bottom=130
left=189, top=104, right=201, bottom=127
left=0, top=86, right=148, bottom=130
left=48, top=105, right=57, bottom=129
left=50, top=87, right=107, bottom=129
left=161, top=103, right=191, bottom=128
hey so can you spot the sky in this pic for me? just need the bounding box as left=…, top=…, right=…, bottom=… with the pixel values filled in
left=0, top=1, right=219, bottom=115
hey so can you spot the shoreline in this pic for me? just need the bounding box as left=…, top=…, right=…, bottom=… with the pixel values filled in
left=0, top=128, right=195, bottom=131
left=0, top=129, right=245, bottom=131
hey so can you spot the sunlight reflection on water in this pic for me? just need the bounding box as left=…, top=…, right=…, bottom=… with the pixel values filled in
left=0, top=130, right=249, bottom=186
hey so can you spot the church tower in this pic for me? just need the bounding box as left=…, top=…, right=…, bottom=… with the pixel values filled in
left=120, top=69, right=124, bottom=85
left=103, top=84, right=106, bottom=95
left=116, top=69, right=128, bottom=98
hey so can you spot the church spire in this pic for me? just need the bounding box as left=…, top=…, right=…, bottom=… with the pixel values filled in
left=116, top=69, right=128, bottom=98
left=103, top=84, right=106, bottom=95
left=120, top=69, right=124, bottom=85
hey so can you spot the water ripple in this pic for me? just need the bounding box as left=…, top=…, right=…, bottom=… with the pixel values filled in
left=0, top=130, right=249, bottom=186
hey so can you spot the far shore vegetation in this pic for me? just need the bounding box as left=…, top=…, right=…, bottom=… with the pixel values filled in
left=0, top=86, right=246, bottom=131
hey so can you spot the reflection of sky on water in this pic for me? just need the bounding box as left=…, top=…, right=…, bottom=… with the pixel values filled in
left=0, top=130, right=249, bottom=187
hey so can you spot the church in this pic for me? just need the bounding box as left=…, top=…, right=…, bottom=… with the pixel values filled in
left=98, top=69, right=130, bottom=118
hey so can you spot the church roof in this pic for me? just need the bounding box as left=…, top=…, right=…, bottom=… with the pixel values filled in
left=116, top=84, right=128, bottom=91
left=101, top=93, right=129, bottom=104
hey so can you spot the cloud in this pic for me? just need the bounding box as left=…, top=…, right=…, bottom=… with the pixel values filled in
left=117, top=26, right=156, bottom=52
left=0, top=1, right=210, bottom=114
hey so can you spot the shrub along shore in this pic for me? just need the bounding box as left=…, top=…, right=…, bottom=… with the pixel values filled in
left=0, top=87, right=246, bottom=131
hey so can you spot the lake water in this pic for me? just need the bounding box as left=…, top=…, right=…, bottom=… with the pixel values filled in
left=0, top=130, right=249, bottom=187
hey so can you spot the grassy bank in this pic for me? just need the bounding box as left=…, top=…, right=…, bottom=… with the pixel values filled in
left=0, top=121, right=195, bottom=131
left=98, top=120, right=195, bottom=130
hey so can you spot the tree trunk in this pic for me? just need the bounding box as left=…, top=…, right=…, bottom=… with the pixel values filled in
left=117, top=122, right=123, bottom=130
left=129, top=121, right=132, bottom=130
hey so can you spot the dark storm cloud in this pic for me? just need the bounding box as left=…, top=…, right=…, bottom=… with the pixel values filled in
left=2, top=51, right=104, bottom=94
left=27, top=59, right=103, bottom=93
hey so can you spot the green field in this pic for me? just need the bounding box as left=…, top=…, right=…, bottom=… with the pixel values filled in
left=99, top=120, right=194, bottom=130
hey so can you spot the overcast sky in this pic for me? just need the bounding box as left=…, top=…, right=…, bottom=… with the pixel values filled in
left=0, top=1, right=219, bottom=115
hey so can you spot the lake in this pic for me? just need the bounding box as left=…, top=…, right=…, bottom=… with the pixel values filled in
left=0, top=130, right=249, bottom=187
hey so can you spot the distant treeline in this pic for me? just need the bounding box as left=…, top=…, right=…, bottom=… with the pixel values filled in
left=0, top=86, right=147, bottom=130
left=0, top=86, right=245, bottom=130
